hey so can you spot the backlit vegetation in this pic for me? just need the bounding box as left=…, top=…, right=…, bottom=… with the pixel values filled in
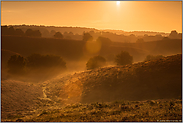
left=115, top=51, right=133, bottom=65
left=86, top=56, right=106, bottom=70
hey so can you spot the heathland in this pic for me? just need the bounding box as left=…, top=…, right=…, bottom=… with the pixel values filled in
left=1, top=26, right=182, bottom=121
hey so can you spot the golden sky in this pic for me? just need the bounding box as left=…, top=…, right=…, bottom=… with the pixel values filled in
left=1, top=1, right=182, bottom=33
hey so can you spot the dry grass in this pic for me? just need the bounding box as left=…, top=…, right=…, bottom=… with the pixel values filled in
left=10, top=99, right=182, bottom=122
left=1, top=80, right=43, bottom=120
left=1, top=54, right=182, bottom=122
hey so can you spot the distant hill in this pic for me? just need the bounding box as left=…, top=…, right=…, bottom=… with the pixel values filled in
left=2, top=35, right=181, bottom=62
left=7, top=24, right=169, bottom=36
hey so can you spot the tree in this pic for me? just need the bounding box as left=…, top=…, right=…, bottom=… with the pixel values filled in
left=86, top=55, right=106, bottom=70
left=1, top=26, right=9, bottom=35
left=50, top=30, right=56, bottom=36
left=8, top=26, right=16, bottom=35
left=27, top=53, right=66, bottom=69
left=144, top=55, right=164, bottom=61
left=83, top=32, right=93, bottom=41
left=42, top=29, right=50, bottom=37
left=33, top=30, right=42, bottom=37
left=115, top=51, right=133, bottom=65
left=169, top=30, right=178, bottom=39
left=96, top=36, right=112, bottom=46
left=15, top=29, right=24, bottom=36
left=7, top=55, right=27, bottom=74
left=54, top=32, right=63, bottom=39
left=25, top=29, right=42, bottom=37
left=25, top=29, right=34, bottom=37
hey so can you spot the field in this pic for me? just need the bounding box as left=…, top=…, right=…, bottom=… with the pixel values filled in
left=1, top=54, right=182, bottom=122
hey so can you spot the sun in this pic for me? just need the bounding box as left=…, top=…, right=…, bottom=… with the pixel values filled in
left=116, top=1, right=120, bottom=6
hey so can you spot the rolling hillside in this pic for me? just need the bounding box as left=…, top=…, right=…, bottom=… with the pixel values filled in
left=2, top=35, right=182, bottom=63
left=44, top=54, right=182, bottom=104
left=1, top=54, right=181, bottom=121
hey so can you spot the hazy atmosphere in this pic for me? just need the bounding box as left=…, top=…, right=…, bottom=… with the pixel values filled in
left=1, top=1, right=182, bottom=32
left=1, top=1, right=182, bottom=122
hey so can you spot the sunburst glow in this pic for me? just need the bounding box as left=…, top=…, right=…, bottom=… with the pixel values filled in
left=116, top=1, right=120, bottom=6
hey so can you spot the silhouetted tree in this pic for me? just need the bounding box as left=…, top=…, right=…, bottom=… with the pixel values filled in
left=27, top=53, right=66, bottom=69
left=50, top=30, right=56, bottom=36
left=144, top=34, right=148, bottom=37
left=25, top=29, right=41, bottom=37
left=115, top=51, right=133, bottom=65
left=54, top=32, right=63, bottom=39
left=96, top=36, right=112, bottom=46
left=15, top=29, right=24, bottom=36
left=64, top=32, right=68, bottom=35
left=25, top=29, right=34, bottom=37
left=33, top=30, right=42, bottom=37
left=7, top=55, right=27, bottom=74
left=42, top=29, right=50, bottom=37
left=8, top=26, right=16, bottom=35
left=83, top=32, right=93, bottom=41
left=1, top=26, right=9, bottom=35
left=86, top=55, right=106, bottom=70
left=69, top=32, right=74, bottom=35
left=178, top=33, right=182, bottom=39
left=169, top=30, right=178, bottom=39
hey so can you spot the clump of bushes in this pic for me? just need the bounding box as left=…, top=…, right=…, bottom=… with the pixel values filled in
left=27, top=54, right=66, bottom=69
left=7, top=54, right=66, bottom=75
left=115, top=51, right=133, bottom=65
left=96, top=36, right=112, bottom=46
left=86, top=56, right=106, bottom=70
left=144, top=55, right=164, bottom=61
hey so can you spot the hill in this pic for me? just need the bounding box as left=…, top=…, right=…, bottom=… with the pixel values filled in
left=11, top=24, right=169, bottom=36
left=1, top=54, right=181, bottom=122
left=2, top=35, right=182, bottom=63
left=43, top=54, right=182, bottom=104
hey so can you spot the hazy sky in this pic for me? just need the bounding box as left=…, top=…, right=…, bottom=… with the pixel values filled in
left=1, top=1, right=182, bottom=33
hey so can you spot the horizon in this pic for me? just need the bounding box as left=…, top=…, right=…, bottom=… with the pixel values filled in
left=1, top=1, right=182, bottom=33
left=1, top=24, right=174, bottom=34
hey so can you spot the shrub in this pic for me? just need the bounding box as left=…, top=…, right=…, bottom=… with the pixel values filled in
left=115, top=51, right=133, bottom=65
left=83, top=32, right=93, bottom=41
left=96, top=36, right=112, bottom=46
left=7, top=55, right=27, bottom=74
left=27, top=54, right=66, bottom=70
left=144, top=55, right=164, bottom=61
left=86, top=55, right=106, bottom=70
left=54, top=32, right=63, bottom=39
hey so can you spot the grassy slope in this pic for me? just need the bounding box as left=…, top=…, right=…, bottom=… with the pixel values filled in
left=1, top=54, right=182, bottom=122
left=44, top=54, right=182, bottom=104
left=1, top=80, right=43, bottom=120
left=25, top=99, right=182, bottom=122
